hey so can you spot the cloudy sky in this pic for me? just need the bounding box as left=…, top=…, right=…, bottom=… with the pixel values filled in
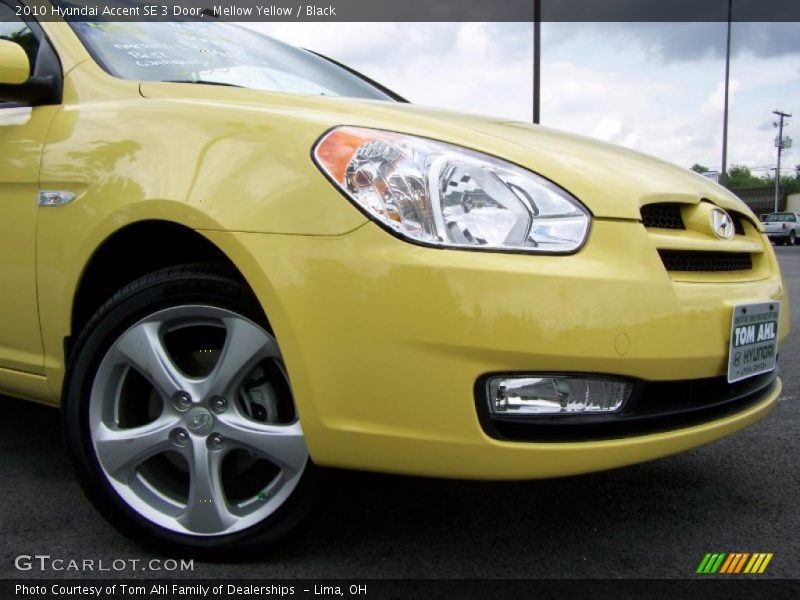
left=242, top=21, right=800, bottom=176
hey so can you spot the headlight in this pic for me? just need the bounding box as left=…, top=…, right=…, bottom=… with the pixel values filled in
left=313, top=126, right=591, bottom=253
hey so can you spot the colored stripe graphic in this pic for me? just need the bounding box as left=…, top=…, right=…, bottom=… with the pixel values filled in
left=711, top=554, right=726, bottom=573
left=744, top=554, right=760, bottom=573
left=759, top=554, right=774, bottom=573
left=719, top=554, right=735, bottom=573
left=720, top=553, right=749, bottom=574
left=697, top=553, right=726, bottom=574
left=697, top=554, right=713, bottom=573
left=743, top=553, right=774, bottom=574
left=698, top=552, right=773, bottom=574
left=734, top=553, right=750, bottom=573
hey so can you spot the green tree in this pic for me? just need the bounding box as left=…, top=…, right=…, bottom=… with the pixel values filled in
left=726, top=164, right=761, bottom=188
left=690, top=164, right=710, bottom=173
left=725, top=163, right=800, bottom=195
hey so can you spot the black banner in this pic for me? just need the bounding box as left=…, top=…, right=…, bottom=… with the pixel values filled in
left=4, top=579, right=800, bottom=600
left=5, top=0, right=800, bottom=23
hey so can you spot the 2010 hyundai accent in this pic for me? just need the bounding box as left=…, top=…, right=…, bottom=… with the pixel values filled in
left=0, top=6, right=790, bottom=558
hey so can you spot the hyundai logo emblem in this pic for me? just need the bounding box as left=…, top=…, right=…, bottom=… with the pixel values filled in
left=185, top=408, right=214, bottom=435
left=188, top=413, right=210, bottom=430
left=710, top=208, right=735, bottom=240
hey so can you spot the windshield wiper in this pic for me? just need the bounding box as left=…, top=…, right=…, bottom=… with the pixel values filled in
left=162, top=80, right=245, bottom=88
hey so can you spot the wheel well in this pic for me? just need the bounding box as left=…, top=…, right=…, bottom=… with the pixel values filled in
left=69, top=221, right=240, bottom=357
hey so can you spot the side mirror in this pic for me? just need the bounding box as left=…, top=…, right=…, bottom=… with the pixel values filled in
left=0, top=39, right=30, bottom=85
left=0, top=39, right=56, bottom=104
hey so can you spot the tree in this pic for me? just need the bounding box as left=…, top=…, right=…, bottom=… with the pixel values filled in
left=728, top=164, right=751, bottom=179
left=725, top=164, right=761, bottom=189
left=724, top=163, right=800, bottom=195
left=690, top=164, right=710, bottom=173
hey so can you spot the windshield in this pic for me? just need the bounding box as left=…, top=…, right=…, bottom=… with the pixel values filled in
left=69, top=21, right=395, bottom=101
left=765, top=214, right=795, bottom=222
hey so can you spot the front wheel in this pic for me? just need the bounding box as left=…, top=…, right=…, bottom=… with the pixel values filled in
left=63, top=265, right=319, bottom=559
left=789, top=230, right=797, bottom=246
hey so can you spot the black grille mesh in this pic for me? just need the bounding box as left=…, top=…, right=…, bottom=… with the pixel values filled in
left=730, top=213, right=746, bottom=235
left=641, top=203, right=750, bottom=235
left=641, top=204, right=685, bottom=230
left=658, top=250, right=752, bottom=272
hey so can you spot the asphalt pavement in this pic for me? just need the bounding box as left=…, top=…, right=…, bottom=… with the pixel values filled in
left=1, top=248, right=798, bottom=580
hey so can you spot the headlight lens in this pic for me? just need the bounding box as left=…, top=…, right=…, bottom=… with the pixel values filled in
left=313, top=126, right=591, bottom=253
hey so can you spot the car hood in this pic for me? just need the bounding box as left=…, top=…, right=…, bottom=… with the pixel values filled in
left=140, top=83, right=754, bottom=221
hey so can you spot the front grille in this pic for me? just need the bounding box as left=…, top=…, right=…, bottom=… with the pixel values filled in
left=476, top=371, right=777, bottom=442
left=658, top=250, right=752, bottom=272
left=641, top=203, right=685, bottom=230
left=641, top=203, right=750, bottom=235
left=730, top=212, right=746, bottom=235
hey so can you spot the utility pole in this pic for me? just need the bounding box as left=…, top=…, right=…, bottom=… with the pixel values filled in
left=532, top=0, right=541, bottom=124
left=773, top=110, right=792, bottom=212
left=720, top=0, right=732, bottom=186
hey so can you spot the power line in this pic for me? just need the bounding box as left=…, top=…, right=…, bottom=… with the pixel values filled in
left=679, top=110, right=792, bottom=135
left=749, top=165, right=796, bottom=172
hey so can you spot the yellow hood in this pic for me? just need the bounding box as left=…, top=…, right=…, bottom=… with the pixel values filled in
left=139, top=82, right=753, bottom=222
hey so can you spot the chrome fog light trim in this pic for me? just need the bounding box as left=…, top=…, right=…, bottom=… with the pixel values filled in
left=486, top=375, right=633, bottom=416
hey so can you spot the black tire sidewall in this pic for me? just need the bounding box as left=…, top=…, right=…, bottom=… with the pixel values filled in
left=62, top=267, right=319, bottom=559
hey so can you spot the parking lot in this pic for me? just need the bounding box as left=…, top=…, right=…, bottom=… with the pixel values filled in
left=1, top=247, right=797, bottom=580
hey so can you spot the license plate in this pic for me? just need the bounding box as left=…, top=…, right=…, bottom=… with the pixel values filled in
left=727, top=302, right=780, bottom=383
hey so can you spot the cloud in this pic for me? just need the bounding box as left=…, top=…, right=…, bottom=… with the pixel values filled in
left=548, top=22, right=800, bottom=63
left=700, top=79, right=740, bottom=115
left=244, top=22, right=534, bottom=119
left=635, top=22, right=800, bottom=62
left=239, top=21, right=799, bottom=171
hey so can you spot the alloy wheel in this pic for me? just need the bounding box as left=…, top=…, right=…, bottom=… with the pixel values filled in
left=88, top=305, right=307, bottom=536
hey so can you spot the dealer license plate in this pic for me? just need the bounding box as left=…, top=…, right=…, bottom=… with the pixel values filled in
left=727, top=302, right=780, bottom=383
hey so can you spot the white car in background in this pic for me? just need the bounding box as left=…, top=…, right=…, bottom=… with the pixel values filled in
left=763, top=213, right=800, bottom=246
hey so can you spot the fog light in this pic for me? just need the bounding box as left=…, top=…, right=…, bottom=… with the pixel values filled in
left=487, top=376, right=633, bottom=415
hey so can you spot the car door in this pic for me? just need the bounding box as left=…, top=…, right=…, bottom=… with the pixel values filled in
left=0, top=2, right=60, bottom=374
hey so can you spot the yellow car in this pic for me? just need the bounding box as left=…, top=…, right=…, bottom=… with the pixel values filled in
left=0, top=9, right=790, bottom=559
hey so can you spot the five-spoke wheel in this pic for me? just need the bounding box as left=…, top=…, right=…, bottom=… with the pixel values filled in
left=63, top=265, right=320, bottom=558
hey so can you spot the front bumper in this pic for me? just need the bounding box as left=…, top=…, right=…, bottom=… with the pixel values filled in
left=478, top=370, right=778, bottom=442
left=203, top=219, right=788, bottom=479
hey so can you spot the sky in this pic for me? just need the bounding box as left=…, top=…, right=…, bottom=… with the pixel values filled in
left=241, top=21, right=800, bottom=177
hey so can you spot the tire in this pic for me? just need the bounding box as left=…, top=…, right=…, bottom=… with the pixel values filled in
left=63, top=264, right=320, bottom=560
left=789, top=231, right=796, bottom=246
